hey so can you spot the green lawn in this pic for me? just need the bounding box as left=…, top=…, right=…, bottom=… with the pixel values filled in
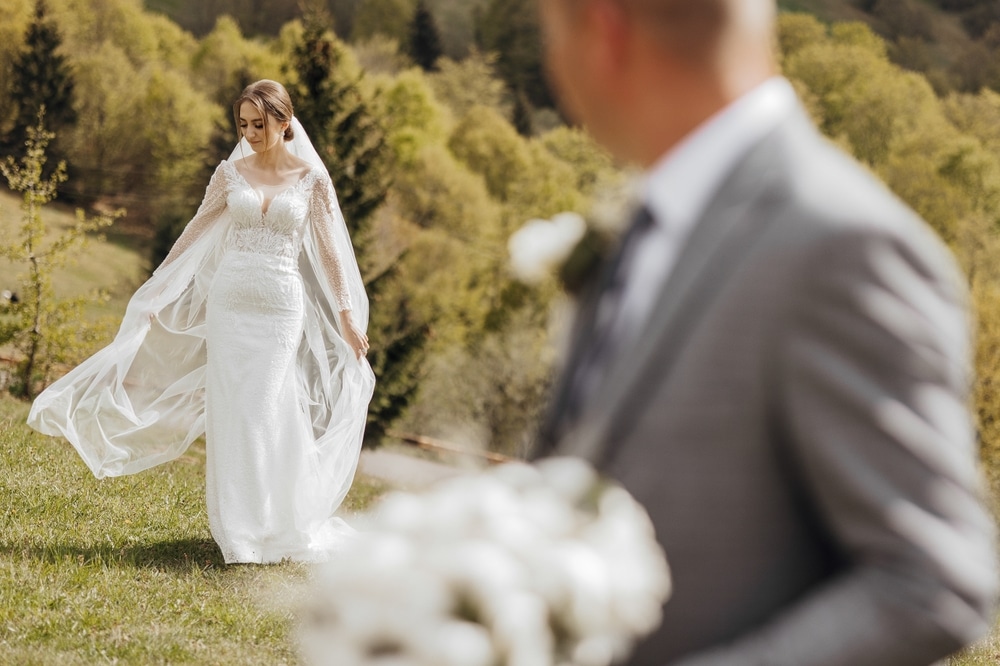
left=0, top=395, right=389, bottom=665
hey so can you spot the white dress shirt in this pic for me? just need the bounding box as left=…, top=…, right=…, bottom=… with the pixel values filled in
left=612, top=77, right=799, bottom=346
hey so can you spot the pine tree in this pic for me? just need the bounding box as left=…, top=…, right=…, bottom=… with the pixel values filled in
left=478, top=0, right=553, bottom=109
left=2, top=0, right=75, bottom=159
left=291, top=7, right=391, bottom=244
left=511, top=88, right=534, bottom=137
left=289, top=8, right=427, bottom=446
left=408, top=0, right=443, bottom=71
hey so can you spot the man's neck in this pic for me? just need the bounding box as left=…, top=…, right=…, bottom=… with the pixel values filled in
left=628, top=54, right=775, bottom=168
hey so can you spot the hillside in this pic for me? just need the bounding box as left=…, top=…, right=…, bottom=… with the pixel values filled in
left=0, top=188, right=148, bottom=321
left=141, top=0, right=1000, bottom=96
left=778, top=0, right=1000, bottom=93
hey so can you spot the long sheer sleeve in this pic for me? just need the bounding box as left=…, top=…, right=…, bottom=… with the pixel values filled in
left=309, top=172, right=354, bottom=313
left=156, top=162, right=231, bottom=272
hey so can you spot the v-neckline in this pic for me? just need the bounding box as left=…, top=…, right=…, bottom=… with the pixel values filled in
left=229, top=160, right=314, bottom=217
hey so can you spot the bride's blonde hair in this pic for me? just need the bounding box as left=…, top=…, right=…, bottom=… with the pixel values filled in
left=233, top=80, right=295, bottom=145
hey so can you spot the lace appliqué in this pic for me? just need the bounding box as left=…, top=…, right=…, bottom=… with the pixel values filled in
left=310, top=173, right=353, bottom=313
left=157, top=162, right=232, bottom=271
left=230, top=226, right=299, bottom=259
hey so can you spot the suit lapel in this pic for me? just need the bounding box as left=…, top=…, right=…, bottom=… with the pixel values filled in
left=566, top=130, right=789, bottom=465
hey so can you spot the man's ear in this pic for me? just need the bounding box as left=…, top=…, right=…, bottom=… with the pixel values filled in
left=587, top=0, right=633, bottom=86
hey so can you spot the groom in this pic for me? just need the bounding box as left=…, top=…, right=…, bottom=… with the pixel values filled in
left=535, top=0, right=998, bottom=664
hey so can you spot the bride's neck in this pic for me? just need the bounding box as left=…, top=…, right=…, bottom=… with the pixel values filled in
left=253, top=142, right=293, bottom=171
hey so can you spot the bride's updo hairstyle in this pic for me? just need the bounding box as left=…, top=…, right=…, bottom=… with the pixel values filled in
left=233, top=79, right=295, bottom=145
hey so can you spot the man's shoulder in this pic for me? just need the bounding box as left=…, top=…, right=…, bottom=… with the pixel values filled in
left=758, top=116, right=952, bottom=264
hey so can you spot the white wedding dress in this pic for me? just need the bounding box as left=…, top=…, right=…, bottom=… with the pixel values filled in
left=28, top=122, right=375, bottom=563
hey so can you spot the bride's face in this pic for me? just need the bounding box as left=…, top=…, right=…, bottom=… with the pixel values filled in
left=239, top=102, right=286, bottom=154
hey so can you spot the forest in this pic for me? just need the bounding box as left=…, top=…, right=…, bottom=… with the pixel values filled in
left=2, top=0, right=1000, bottom=490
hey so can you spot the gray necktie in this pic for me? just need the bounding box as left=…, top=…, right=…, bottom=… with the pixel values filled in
left=564, top=205, right=655, bottom=424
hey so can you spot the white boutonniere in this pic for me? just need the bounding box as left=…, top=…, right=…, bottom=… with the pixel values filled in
left=509, top=179, right=641, bottom=295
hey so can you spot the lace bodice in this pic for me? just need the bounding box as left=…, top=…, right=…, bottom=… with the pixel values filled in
left=227, top=163, right=312, bottom=259
left=159, top=160, right=353, bottom=312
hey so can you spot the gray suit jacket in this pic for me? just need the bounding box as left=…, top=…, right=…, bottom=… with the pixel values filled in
left=539, top=108, right=998, bottom=665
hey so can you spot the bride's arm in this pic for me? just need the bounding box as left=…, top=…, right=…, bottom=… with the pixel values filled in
left=310, top=174, right=369, bottom=359
left=155, top=162, right=230, bottom=272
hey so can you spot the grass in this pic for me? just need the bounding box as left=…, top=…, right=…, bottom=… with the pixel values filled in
left=953, top=635, right=1000, bottom=666
left=0, top=394, right=390, bottom=665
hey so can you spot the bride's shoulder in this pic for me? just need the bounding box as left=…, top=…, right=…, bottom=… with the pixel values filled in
left=203, top=159, right=240, bottom=192
left=303, top=163, right=331, bottom=188
left=214, top=158, right=244, bottom=185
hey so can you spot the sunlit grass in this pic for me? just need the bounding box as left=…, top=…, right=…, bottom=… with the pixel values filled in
left=0, top=395, right=389, bottom=664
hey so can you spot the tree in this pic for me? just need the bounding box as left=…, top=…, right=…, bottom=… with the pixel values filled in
left=290, top=9, right=426, bottom=446
left=0, top=112, right=117, bottom=397
left=408, top=0, right=443, bottom=71
left=290, top=9, right=392, bottom=242
left=428, top=50, right=511, bottom=120
left=2, top=0, right=75, bottom=161
left=511, top=88, right=533, bottom=137
left=352, top=0, right=415, bottom=45
left=477, top=0, right=552, bottom=109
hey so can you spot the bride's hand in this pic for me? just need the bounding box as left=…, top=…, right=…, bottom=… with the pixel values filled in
left=339, top=310, right=370, bottom=360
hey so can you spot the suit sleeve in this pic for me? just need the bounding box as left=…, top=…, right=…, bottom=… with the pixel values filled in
left=672, top=228, right=998, bottom=666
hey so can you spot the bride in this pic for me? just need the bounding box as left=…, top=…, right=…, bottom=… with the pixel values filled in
left=28, top=80, right=376, bottom=564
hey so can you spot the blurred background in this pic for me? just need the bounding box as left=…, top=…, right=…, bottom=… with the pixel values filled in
left=1, top=0, right=1000, bottom=482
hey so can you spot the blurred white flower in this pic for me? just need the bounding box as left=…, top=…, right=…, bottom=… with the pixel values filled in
left=298, top=456, right=671, bottom=666
left=509, top=212, right=587, bottom=283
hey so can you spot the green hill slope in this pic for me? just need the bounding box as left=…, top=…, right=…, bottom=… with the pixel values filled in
left=0, top=189, right=148, bottom=321
left=779, top=0, right=1000, bottom=93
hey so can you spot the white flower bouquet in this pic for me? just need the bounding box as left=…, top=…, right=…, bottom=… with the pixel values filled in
left=298, top=457, right=671, bottom=666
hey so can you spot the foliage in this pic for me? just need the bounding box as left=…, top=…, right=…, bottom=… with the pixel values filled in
left=476, top=0, right=552, bottom=109
left=0, top=394, right=388, bottom=663
left=144, top=0, right=300, bottom=37
left=0, top=113, right=117, bottom=398
left=290, top=10, right=430, bottom=447
left=408, top=0, right=443, bottom=71
left=379, top=68, right=452, bottom=163
left=779, top=0, right=1000, bottom=95
left=401, top=311, right=555, bottom=457
left=385, top=103, right=592, bottom=453
left=428, top=50, right=511, bottom=121
left=191, top=15, right=286, bottom=106
left=1, top=0, right=75, bottom=162
left=353, top=34, right=412, bottom=76
left=352, top=0, right=415, bottom=45
left=290, top=10, right=392, bottom=242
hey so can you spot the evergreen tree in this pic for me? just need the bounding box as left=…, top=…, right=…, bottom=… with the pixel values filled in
left=2, top=0, right=75, bottom=159
left=477, top=0, right=553, bottom=109
left=511, top=88, right=534, bottom=137
left=291, top=7, right=391, bottom=242
left=408, top=0, right=443, bottom=71
left=289, top=8, right=427, bottom=446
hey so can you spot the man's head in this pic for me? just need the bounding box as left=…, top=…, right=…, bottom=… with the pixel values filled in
left=539, top=0, right=777, bottom=166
